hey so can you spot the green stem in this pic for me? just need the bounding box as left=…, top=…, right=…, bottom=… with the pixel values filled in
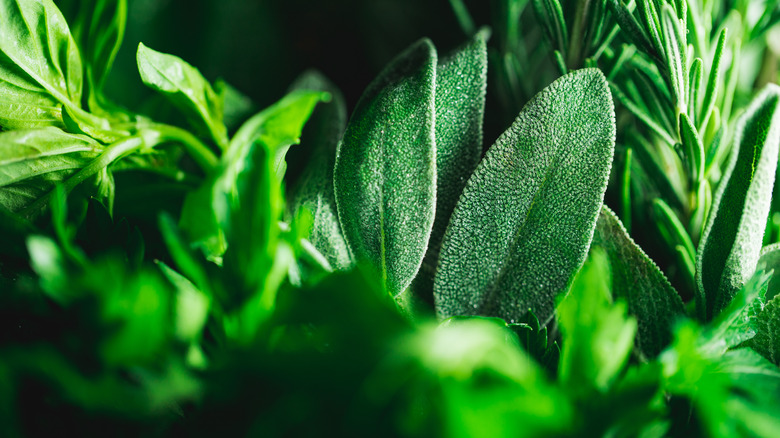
left=149, top=124, right=219, bottom=171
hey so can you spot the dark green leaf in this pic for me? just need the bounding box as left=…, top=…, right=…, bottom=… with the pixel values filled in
left=757, top=242, right=780, bottom=300
left=0, top=0, right=83, bottom=129
left=696, top=84, right=780, bottom=321
left=434, top=68, right=616, bottom=324
left=748, top=293, right=780, bottom=365
left=136, top=43, right=227, bottom=148
left=412, top=29, right=488, bottom=303
left=334, top=39, right=437, bottom=296
left=593, top=206, right=685, bottom=358
left=289, top=72, right=352, bottom=271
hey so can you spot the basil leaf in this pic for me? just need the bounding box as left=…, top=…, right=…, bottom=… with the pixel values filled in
left=0, top=0, right=83, bottom=129
left=289, top=71, right=352, bottom=271
left=0, top=127, right=99, bottom=212
left=696, top=84, right=780, bottom=321
left=593, top=206, right=685, bottom=358
left=434, top=68, right=616, bottom=324
left=334, top=39, right=437, bottom=296
left=67, top=0, right=127, bottom=113
left=411, top=29, right=488, bottom=303
left=136, top=43, right=228, bottom=148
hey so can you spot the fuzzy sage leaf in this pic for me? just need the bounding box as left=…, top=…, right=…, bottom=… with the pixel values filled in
left=593, top=206, right=685, bottom=358
left=334, top=39, right=437, bottom=296
left=289, top=71, right=352, bottom=271
left=411, top=29, right=488, bottom=303
left=434, top=68, right=616, bottom=324
left=696, top=84, right=780, bottom=321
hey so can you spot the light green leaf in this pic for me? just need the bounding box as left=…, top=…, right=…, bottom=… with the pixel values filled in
left=0, top=127, right=100, bottom=212
left=412, top=29, right=488, bottom=302
left=434, top=68, right=616, bottom=324
left=334, top=39, right=437, bottom=296
left=178, top=90, right=326, bottom=259
left=136, top=43, right=227, bottom=148
left=558, top=247, right=637, bottom=393
left=699, top=28, right=726, bottom=132
left=157, top=261, right=210, bottom=342
left=696, top=84, right=780, bottom=321
left=593, top=206, right=685, bottom=358
left=215, top=78, right=254, bottom=132
left=0, top=0, right=82, bottom=129
left=289, top=71, right=352, bottom=271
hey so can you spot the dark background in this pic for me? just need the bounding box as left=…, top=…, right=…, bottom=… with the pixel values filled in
left=106, top=0, right=489, bottom=120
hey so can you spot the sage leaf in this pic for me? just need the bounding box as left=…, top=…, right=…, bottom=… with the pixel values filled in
left=334, top=39, right=437, bottom=296
left=434, top=68, right=616, bottom=324
left=289, top=71, right=352, bottom=271
left=593, top=206, right=685, bottom=358
left=0, top=0, right=83, bottom=129
left=412, top=29, right=488, bottom=302
left=137, top=43, right=228, bottom=148
left=696, top=84, right=780, bottom=321
left=748, top=294, right=780, bottom=365
left=758, top=243, right=780, bottom=300
left=0, top=127, right=100, bottom=212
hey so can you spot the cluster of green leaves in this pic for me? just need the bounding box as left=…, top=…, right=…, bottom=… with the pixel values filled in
left=2, top=0, right=780, bottom=436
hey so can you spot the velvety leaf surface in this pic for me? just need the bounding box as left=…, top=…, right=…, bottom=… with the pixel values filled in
left=593, top=206, right=685, bottom=358
left=0, top=0, right=83, bottom=129
left=289, top=71, right=352, bottom=271
left=137, top=43, right=227, bottom=147
left=0, top=127, right=100, bottom=212
left=748, top=294, right=780, bottom=365
left=696, top=84, right=780, bottom=321
left=757, top=242, right=780, bottom=300
left=411, top=28, right=488, bottom=302
left=434, top=68, right=616, bottom=324
left=334, top=39, right=437, bottom=296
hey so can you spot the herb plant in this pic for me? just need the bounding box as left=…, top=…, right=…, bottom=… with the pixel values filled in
left=2, top=0, right=780, bottom=436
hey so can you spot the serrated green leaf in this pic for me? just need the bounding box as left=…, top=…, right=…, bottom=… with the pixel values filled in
left=289, top=71, right=352, bottom=271
left=593, top=206, right=685, bottom=358
left=411, top=29, right=487, bottom=303
left=757, top=242, right=780, bottom=300
left=748, top=293, right=780, bottom=365
left=0, top=127, right=100, bottom=212
left=434, top=68, right=615, bottom=324
left=0, top=0, right=83, bottom=129
left=136, top=43, right=227, bottom=148
left=696, top=84, right=780, bottom=321
left=558, top=247, right=637, bottom=393
left=334, top=39, right=437, bottom=296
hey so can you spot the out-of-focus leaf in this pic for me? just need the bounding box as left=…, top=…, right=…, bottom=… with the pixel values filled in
left=334, top=39, right=437, bottom=296
left=696, top=84, right=780, bottom=321
left=558, top=247, right=637, bottom=394
left=435, top=68, right=615, bottom=324
left=748, top=294, right=780, bottom=365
